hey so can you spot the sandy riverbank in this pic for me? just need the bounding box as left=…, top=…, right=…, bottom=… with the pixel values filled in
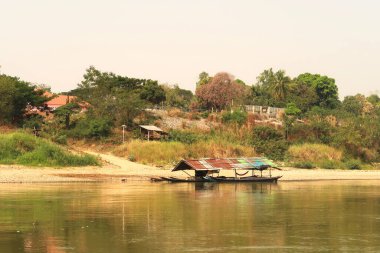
left=1, top=151, right=380, bottom=183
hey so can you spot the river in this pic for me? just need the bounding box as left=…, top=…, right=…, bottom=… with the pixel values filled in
left=1, top=181, right=380, bottom=252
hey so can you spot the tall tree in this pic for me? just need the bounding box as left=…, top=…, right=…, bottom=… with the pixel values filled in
left=162, top=84, right=193, bottom=108
left=296, top=73, right=339, bottom=108
left=252, top=68, right=291, bottom=107
left=367, top=94, right=380, bottom=106
left=74, top=66, right=160, bottom=126
left=256, top=68, right=275, bottom=88
left=139, top=80, right=166, bottom=105
left=196, top=72, right=211, bottom=87
left=0, top=74, right=45, bottom=124
left=54, top=102, right=80, bottom=129
left=271, top=70, right=291, bottom=101
left=286, top=83, right=318, bottom=112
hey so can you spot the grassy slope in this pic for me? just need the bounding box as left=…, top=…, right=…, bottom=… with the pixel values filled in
left=0, top=132, right=99, bottom=167
left=113, top=139, right=256, bottom=167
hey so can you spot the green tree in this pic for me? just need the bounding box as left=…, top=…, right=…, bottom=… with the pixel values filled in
left=115, top=91, right=146, bottom=127
left=196, top=72, right=211, bottom=87
left=73, top=66, right=165, bottom=130
left=285, top=102, right=301, bottom=116
left=235, top=79, right=246, bottom=85
left=286, top=83, right=318, bottom=112
left=54, top=102, right=80, bottom=129
left=0, top=74, right=45, bottom=124
left=333, top=116, right=380, bottom=162
left=367, top=94, right=380, bottom=106
left=271, top=70, right=291, bottom=101
left=252, top=68, right=291, bottom=107
left=296, top=73, right=339, bottom=108
left=256, top=68, right=275, bottom=88
left=162, top=84, right=193, bottom=108
left=342, top=96, right=363, bottom=116
left=283, top=103, right=301, bottom=140
left=139, top=81, right=166, bottom=105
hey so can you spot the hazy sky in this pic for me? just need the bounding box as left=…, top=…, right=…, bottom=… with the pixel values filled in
left=1, top=0, right=379, bottom=98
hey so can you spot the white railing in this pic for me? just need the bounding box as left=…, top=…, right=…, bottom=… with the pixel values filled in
left=245, top=105, right=285, bottom=119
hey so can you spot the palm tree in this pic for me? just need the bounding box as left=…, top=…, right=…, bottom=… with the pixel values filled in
left=270, top=70, right=291, bottom=101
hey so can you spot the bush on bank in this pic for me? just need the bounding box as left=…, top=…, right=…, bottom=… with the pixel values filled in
left=0, top=132, right=99, bottom=167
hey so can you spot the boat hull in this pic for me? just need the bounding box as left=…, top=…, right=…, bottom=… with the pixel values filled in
left=152, top=176, right=282, bottom=183
left=209, top=176, right=282, bottom=183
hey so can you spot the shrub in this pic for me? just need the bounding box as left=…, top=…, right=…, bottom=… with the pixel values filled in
left=0, top=132, right=98, bottom=167
left=255, top=140, right=288, bottom=161
left=200, top=111, right=210, bottom=119
left=70, top=118, right=112, bottom=139
left=128, top=154, right=136, bottom=162
left=252, top=126, right=283, bottom=142
left=23, top=114, right=44, bottom=129
left=318, top=160, right=338, bottom=169
left=287, top=143, right=342, bottom=163
left=168, top=130, right=205, bottom=144
left=251, top=126, right=287, bottom=160
left=345, top=159, right=362, bottom=170
left=293, top=161, right=315, bottom=169
left=222, top=110, right=247, bottom=125
left=285, top=102, right=301, bottom=116
left=51, top=133, right=67, bottom=145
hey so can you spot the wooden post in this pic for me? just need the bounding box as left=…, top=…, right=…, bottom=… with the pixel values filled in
left=234, top=169, right=237, bottom=180
left=148, top=131, right=150, bottom=141
left=269, top=167, right=272, bottom=177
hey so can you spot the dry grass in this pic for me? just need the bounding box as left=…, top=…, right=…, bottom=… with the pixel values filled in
left=0, top=125, right=17, bottom=133
left=167, top=108, right=185, bottom=117
left=287, top=143, right=343, bottom=163
left=190, top=140, right=255, bottom=158
left=113, top=139, right=256, bottom=167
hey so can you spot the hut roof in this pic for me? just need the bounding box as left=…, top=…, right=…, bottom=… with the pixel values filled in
left=139, top=125, right=165, bottom=132
left=172, top=158, right=278, bottom=172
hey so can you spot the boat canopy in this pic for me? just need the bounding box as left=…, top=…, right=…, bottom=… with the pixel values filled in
left=172, top=158, right=278, bottom=172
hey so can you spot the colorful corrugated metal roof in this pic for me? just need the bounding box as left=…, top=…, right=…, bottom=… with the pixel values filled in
left=172, top=158, right=278, bottom=171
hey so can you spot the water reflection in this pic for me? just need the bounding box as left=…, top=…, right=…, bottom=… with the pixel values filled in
left=0, top=181, right=380, bottom=252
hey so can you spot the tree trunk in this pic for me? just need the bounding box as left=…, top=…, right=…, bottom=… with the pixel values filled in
left=65, top=113, right=70, bottom=129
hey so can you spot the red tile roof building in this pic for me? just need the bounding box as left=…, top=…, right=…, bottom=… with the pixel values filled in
left=45, top=95, right=77, bottom=110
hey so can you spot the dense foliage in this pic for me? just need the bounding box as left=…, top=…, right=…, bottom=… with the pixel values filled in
left=0, top=74, right=46, bottom=124
left=162, top=84, right=194, bottom=109
left=67, top=66, right=193, bottom=133
left=251, top=126, right=288, bottom=160
left=222, top=110, right=248, bottom=125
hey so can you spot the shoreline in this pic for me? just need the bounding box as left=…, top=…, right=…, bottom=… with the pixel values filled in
left=1, top=162, right=380, bottom=184
left=1, top=150, right=380, bottom=183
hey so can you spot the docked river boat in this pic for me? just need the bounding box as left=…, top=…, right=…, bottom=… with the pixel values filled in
left=152, top=158, right=282, bottom=183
